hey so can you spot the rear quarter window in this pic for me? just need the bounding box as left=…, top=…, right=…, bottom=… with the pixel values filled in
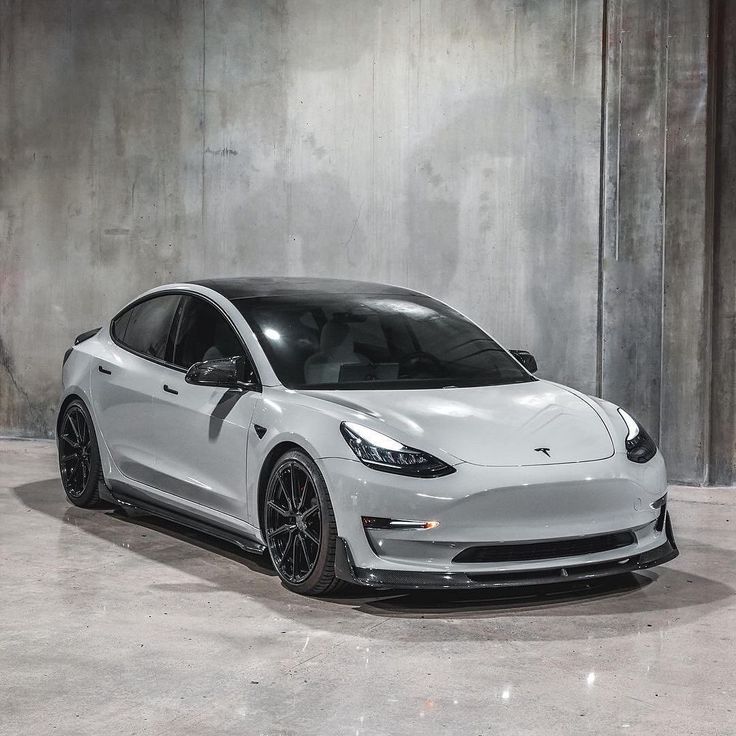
left=110, top=309, right=132, bottom=343
left=111, top=295, right=180, bottom=361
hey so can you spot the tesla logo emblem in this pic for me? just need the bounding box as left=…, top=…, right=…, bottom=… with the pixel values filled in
left=535, top=447, right=551, bottom=457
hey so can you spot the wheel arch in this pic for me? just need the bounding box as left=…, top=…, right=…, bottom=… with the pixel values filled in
left=57, top=391, right=114, bottom=497
left=56, top=393, right=89, bottom=438
left=256, top=441, right=307, bottom=532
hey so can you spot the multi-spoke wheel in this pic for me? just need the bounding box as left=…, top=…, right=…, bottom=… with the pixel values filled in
left=58, top=399, right=103, bottom=507
left=264, top=449, right=345, bottom=595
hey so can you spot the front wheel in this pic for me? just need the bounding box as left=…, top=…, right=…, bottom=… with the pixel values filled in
left=57, top=399, right=104, bottom=508
left=264, top=450, right=345, bottom=595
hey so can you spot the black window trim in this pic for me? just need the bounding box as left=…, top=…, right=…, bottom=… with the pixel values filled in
left=109, top=289, right=262, bottom=391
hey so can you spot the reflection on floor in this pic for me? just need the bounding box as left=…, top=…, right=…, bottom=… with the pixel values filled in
left=1, top=439, right=734, bottom=735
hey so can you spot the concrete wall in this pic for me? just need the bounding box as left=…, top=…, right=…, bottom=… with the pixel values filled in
left=0, top=0, right=731, bottom=484
left=710, top=0, right=736, bottom=485
left=600, top=0, right=712, bottom=484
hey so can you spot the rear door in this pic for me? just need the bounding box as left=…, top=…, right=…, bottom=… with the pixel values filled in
left=91, top=294, right=181, bottom=487
left=146, top=294, right=259, bottom=520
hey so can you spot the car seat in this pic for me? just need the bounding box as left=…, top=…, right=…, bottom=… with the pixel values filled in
left=303, top=320, right=367, bottom=384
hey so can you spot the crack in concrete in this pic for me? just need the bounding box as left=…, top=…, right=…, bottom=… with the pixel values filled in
left=342, top=201, right=363, bottom=249
left=0, top=333, right=50, bottom=435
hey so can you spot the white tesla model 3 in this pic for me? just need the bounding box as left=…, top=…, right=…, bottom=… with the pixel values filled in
left=57, top=278, right=677, bottom=595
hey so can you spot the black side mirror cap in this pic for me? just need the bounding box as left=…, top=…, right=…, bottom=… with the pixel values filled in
left=185, top=356, right=258, bottom=390
left=510, top=349, right=538, bottom=374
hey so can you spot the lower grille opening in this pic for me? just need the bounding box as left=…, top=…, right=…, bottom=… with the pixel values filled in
left=453, top=531, right=636, bottom=564
left=465, top=557, right=633, bottom=584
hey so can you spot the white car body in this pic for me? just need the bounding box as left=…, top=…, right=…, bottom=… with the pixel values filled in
left=58, top=278, right=677, bottom=589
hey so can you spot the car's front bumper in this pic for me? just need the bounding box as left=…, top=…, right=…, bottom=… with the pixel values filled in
left=319, top=452, right=677, bottom=589
left=335, top=513, right=678, bottom=589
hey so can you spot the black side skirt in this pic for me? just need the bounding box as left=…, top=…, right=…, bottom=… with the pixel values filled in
left=110, top=482, right=266, bottom=556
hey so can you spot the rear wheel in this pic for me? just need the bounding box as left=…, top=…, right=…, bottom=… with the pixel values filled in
left=264, top=449, right=345, bottom=595
left=58, top=399, right=104, bottom=508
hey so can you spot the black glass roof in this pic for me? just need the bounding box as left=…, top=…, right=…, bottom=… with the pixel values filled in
left=190, top=277, right=418, bottom=301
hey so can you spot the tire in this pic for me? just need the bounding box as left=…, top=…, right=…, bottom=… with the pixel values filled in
left=263, top=449, right=346, bottom=596
left=57, top=399, right=104, bottom=508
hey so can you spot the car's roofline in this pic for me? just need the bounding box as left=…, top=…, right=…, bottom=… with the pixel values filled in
left=188, top=276, right=421, bottom=300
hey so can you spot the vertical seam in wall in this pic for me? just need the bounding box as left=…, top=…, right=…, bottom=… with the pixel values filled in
left=572, top=0, right=578, bottom=87
left=596, top=0, right=609, bottom=397
left=614, top=5, right=623, bottom=262
left=372, top=53, right=376, bottom=270
left=201, top=0, right=207, bottom=269
left=705, top=0, right=723, bottom=484
left=658, top=2, right=670, bottom=445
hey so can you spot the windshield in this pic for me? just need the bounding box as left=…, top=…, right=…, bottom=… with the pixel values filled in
left=233, top=294, right=533, bottom=390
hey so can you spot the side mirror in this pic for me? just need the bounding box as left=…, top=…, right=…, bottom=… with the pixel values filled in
left=185, top=356, right=258, bottom=390
left=510, top=349, right=537, bottom=374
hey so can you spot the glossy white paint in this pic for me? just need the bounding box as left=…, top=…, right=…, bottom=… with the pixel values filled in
left=59, top=282, right=673, bottom=582
left=146, top=368, right=256, bottom=519
left=303, top=382, right=615, bottom=466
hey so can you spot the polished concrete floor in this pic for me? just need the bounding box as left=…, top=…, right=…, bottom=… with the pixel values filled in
left=0, top=439, right=734, bottom=736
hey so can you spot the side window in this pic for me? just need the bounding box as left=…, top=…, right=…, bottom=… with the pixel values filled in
left=171, top=296, right=243, bottom=370
left=112, top=295, right=180, bottom=361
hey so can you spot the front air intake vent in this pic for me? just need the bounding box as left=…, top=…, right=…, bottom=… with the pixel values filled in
left=452, top=531, right=636, bottom=564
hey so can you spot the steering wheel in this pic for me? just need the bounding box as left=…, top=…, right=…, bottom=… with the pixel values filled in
left=398, top=351, right=444, bottom=378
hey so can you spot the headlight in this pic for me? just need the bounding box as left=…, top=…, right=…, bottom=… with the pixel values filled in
left=617, top=408, right=657, bottom=463
left=340, top=422, right=455, bottom=478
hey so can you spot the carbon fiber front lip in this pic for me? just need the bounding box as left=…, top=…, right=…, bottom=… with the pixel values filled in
left=335, top=514, right=678, bottom=590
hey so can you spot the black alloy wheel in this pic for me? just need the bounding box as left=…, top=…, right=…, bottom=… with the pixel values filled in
left=264, top=450, right=345, bottom=595
left=58, top=399, right=103, bottom=507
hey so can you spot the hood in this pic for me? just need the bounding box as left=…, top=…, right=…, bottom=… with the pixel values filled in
left=304, top=381, right=614, bottom=467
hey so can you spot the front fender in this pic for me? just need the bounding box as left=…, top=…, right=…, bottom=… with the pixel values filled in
left=245, top=386, right=387, bottom=534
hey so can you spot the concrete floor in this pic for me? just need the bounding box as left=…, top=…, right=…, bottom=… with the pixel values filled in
left=0, top=439, right=734, bottom=736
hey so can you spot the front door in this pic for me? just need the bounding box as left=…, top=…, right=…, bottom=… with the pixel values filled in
left=148, top=295, right=258, bottom=520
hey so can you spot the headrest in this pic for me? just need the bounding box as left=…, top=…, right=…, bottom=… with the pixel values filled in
left=320, top=320, right=354, bottom=355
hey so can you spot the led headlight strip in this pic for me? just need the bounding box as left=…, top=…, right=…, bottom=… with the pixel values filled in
left=617, top=408, right=657, bottom=463
left=340, top=422, right=455, bottom=478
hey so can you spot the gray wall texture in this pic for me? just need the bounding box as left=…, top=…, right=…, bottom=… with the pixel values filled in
left=0, top=0, right=733, bottom=485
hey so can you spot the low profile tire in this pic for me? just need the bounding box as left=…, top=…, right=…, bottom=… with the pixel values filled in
left=264, top=449, right=346, bottom=596
left=58, top=399, right=104, bottom=508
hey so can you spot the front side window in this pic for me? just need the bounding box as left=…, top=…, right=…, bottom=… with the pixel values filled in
left=111, top=295, right=180, bottom=361
left=171, top=296, right=243, bottom=370
left=234, top=294, right=533, bottom=390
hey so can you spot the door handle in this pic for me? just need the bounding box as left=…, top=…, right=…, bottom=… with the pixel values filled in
left=98, top=365, right=112, bottom=375
left=163, top=384, right=178, bottom=395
